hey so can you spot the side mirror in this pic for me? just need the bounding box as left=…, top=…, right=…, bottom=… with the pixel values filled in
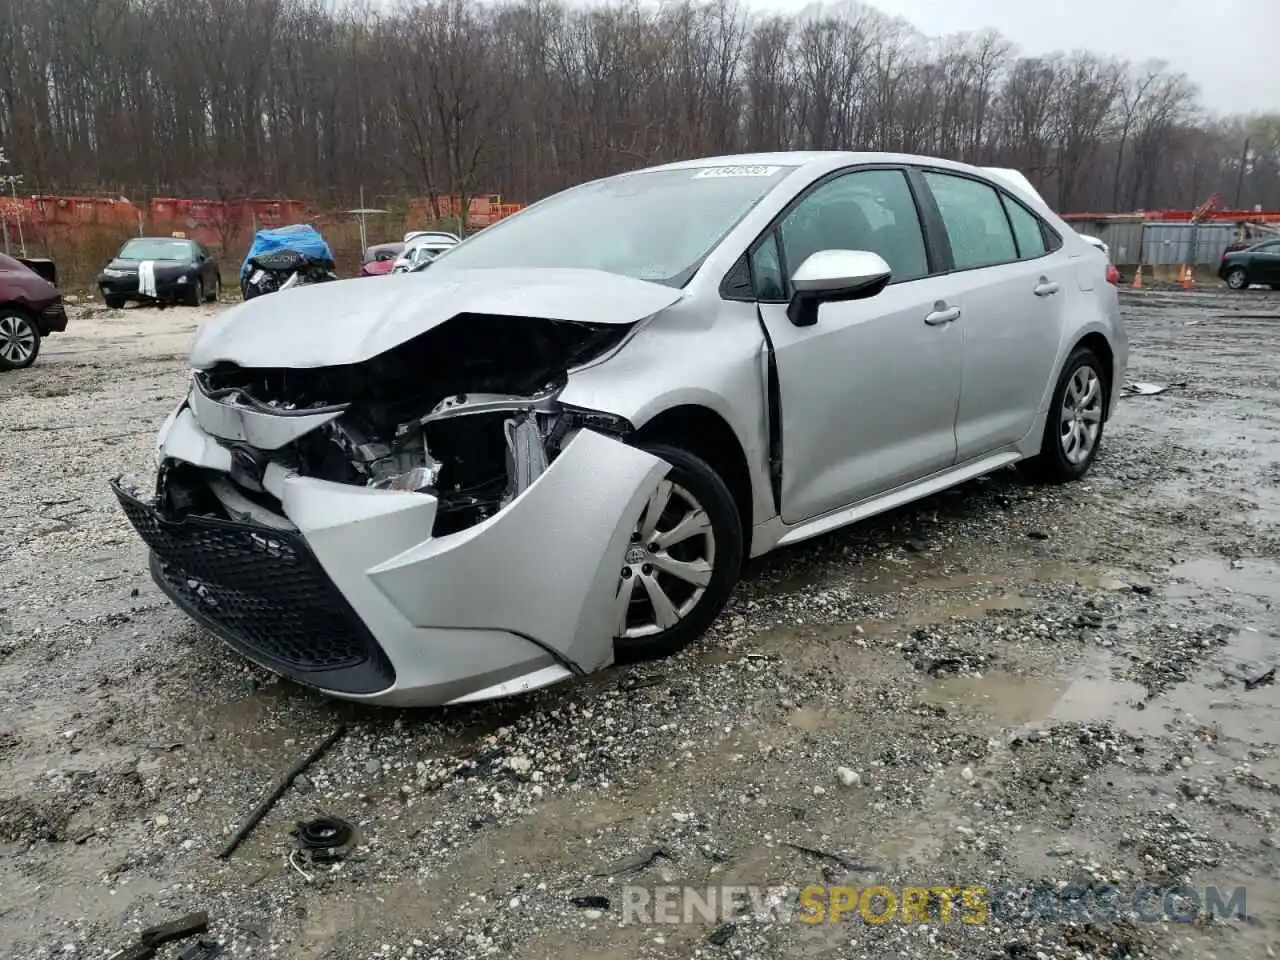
left=786, top=250, right=892, bottom=327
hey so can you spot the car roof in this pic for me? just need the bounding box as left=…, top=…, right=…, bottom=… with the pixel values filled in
left=404, top=235, right=458, bottom=250
left=623, top=152, right=1047, bottom=205
left=639, top=151, right=1008, bottom=175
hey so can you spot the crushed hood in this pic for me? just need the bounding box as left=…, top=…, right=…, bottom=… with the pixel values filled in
left=190, top=267, right=685, bottom=369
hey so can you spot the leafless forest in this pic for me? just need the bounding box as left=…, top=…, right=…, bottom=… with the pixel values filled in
left=1, top=0, right=1278, bottom=213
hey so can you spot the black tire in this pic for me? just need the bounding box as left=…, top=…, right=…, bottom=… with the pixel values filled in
left=1225, top=267, right=1248, bottom=290
left=185, top=278, right=203, bottom=307
left=206, top=275, right=221, bottom=302
left=1018, top=345, right=1107, bottom=484
left=0, top=307, right=42, bottom=370
left=102, top=293, right=126, bottom=309
left=1270, top=284, right=1280, bottom=291
left=612, top=443, right=743, bottom=664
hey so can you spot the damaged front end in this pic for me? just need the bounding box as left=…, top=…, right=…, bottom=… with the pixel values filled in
left=197, top=312, right=634, bottom=534
left=114, top=311, right=668, bottom=706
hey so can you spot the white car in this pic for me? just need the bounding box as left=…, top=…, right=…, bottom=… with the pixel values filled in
left=392, top=231, right=460, bottom=273
left=114, top=152, right=1126, bottom=707
left=1077, top=233, right=1110, bottom=260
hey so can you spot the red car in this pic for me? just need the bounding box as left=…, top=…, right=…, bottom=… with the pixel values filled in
left=0, top=253, right=68, bottom=370
left=360, top=242, right=405, bottom=277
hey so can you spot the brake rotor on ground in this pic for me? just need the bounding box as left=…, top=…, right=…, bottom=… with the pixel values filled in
left=292, top=815, right=355, bottom=863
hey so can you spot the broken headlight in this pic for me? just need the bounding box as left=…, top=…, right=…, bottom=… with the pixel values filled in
left=370, top=463, right=441, bottom=494
left=545, top=404, right=634, bottom=452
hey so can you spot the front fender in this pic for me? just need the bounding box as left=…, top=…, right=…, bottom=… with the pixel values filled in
left=366, top=429, right=668, bottom=673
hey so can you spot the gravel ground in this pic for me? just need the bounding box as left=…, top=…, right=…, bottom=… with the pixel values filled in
left=1, top=288, right=1278, bottom=959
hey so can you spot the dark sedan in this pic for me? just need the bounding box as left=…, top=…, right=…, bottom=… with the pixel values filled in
left=97, top=237, right=222, bottom=307
left=1218, top=238, right=1280, bottom=290
left=0, top=252, right=68, bottom=370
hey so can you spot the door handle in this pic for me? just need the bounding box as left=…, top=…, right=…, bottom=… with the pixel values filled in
left=924, top=305, right=961, bottom=326
left=1034, top=279, right=1060, bottom=297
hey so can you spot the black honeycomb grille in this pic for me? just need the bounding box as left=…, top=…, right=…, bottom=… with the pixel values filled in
left=112, top=480, right=393, bottom=695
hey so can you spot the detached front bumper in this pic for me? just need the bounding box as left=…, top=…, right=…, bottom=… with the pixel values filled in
left=115, top=405, right=666, bottom=706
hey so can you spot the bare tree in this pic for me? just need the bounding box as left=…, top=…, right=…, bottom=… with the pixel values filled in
left=0, top=0, right=1265, bottom=215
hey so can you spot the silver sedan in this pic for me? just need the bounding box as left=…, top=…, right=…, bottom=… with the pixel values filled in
left=113, top=152, right=1127, bottom=706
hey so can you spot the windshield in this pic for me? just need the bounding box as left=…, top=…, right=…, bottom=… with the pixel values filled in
left=119, top=238, right=194, bottom=261
left=429, top=164, right=795, bottom=286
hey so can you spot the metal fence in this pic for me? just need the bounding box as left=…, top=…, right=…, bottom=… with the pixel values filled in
left=1067, top=217, right=1243, bottom=267
left=1086, top=220, right=1144, bottom=266
left=1140, top=222, right=1238, bottom=267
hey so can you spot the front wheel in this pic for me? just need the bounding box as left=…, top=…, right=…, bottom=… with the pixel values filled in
left=612, top=444, right=743, bottom=664
left=185, top=278, right=203, bottom=307
left=1018, top=346, right=1107, bottom=484
left=206, top=276, right=221, bottom=302
left=1225, top=267, right=1248, bottom=290
left=0, top=308, right=41, bottom=370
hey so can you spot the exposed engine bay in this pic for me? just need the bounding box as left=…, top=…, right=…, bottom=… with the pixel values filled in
left=194, top=314, right=635, bottom=534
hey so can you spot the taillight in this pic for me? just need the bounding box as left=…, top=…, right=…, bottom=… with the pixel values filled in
left=1105, top=264, right=1119, bottom=285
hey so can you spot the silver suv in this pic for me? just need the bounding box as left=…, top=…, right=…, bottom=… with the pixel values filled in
left=114, top=152, right=1126, bottom=706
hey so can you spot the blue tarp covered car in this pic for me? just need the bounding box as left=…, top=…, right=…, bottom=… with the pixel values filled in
left=240, top=224, right=335, bottom=283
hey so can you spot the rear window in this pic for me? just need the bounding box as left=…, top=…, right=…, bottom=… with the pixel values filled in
left=119, top=238, right=194, bottom=260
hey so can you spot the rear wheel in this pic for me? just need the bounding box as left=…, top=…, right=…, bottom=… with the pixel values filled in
left=1018, top=346, right=1106, bottom=484
left=1225, top=267, right=1248, bottom=290
left=0, top=308, right=41, bottom=370
left=612, top=444, right=743, bottom=664
left=103, top=294, right=126, bottom=309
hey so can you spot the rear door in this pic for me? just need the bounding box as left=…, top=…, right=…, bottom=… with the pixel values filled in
left=1255, top=241, right=1280, bottom=283
left=753, top=166, right=963, bottom=522
left=918, top=169, right=1068, bottom=461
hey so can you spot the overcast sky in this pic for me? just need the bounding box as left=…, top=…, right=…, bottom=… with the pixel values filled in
left=756, top=0, right=1279, bottom=116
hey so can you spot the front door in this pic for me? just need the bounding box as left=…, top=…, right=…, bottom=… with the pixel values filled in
left=752, top=167, right=963, bottom=524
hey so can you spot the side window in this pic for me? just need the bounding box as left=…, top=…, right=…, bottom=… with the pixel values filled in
left=750, top=233, right=785, bottom=300
left=1002, top=197, right=1047, bottom=259
left=776, top=168, right=929, bottom=292
left=924, top=172, right=1018, bottom=270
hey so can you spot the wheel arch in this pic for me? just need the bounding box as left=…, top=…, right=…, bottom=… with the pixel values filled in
left=632, top=403, right=754, bottom=550
left=1073, top=331, right=1115, bottom=420
left=0, top=301, right=35, bottom=320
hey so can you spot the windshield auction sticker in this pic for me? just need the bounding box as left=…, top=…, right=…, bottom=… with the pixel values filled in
left=692, top=165, right=783, bottom=178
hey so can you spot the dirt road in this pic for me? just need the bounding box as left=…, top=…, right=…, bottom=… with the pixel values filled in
left=1, top=289, right=1277, bottom=959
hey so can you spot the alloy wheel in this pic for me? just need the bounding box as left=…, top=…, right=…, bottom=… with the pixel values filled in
left=615, top=479, right=716, bottom=639
left=1060, top=364, right=1103, bottom=465
left=1227, top=269, right=1247, bottom=290
left=0, top=314, right=36, bottom=366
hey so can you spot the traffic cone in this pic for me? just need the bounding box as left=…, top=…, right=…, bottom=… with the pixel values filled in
left=1180, top=264, right=1194, bottom=290
left=1132, top=266, right=1143, bottom=289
